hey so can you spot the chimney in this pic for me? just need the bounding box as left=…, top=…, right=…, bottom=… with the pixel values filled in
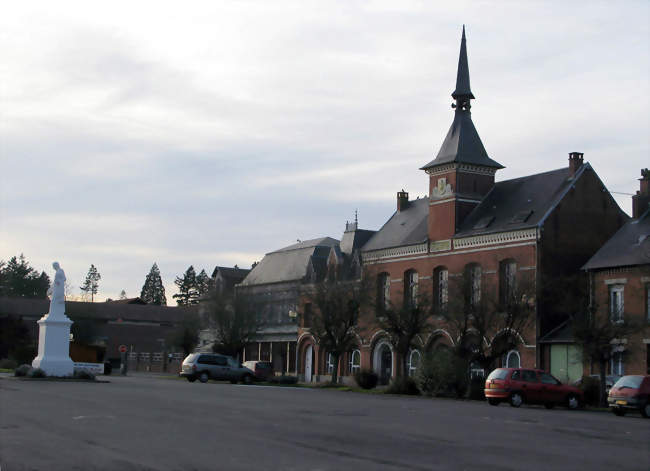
left=568, top=152, right=584, bottom=177
left=397, top=190, right=409, bottom=212
left=632, top=168, right=650, bottom=218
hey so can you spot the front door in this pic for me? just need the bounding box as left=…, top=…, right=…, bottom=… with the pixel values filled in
left=305, top=345, right=313, bottom=383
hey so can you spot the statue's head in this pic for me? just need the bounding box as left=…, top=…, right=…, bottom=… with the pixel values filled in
left=52, top=261, right=60, bottom=270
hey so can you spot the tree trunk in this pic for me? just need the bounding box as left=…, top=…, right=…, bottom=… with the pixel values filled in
left=599, top=360, right=608, bottom=408
left=331, top=354, right=340, bottom=384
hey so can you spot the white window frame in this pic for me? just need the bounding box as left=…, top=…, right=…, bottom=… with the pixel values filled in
left=405, top=270, right=419, bottom=308
left=408, top=349, right=421, bottom=377
left=470, top=265, right=481, bottom=306
left=349, top=349, right=361, bottom=374
left=469, top=361, right=485, bottom=379
left=379, top=273, right=390, bottom=309
left=610, top=351, right=624, bottom=376
left=437, top=268, right=448, bottom=310
left=505, top=350, right=521, bottom=368
left=326, top=353, right=334, bottom=374
left=609, top=285, right=624, bottom=323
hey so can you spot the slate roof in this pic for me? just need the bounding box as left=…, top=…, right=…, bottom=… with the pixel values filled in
left=239, top=237, right=339, bottom=286
left=420, top=110, right=504, bottom=170
left=362, top=165, right=600, bottom=252
left=340, top=228, right=376, bottom=255
left=210, top=266, right=251, bottom=281
left=582, top=208, right=650, bottom=270
left=455, top=166, right=584, bottom=237
left=362, top=198, right=429, bottom=251
left=538, top=320, right=574, bottom=344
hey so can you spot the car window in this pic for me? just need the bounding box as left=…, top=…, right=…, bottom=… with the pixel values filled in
left=487, top=369, right=509, bottom=380
left=612, top=376, right=643, bottom=389
left=215, top=356, right=228, bottom=366
left=511, top=370, right=521, bottom=380
left=197, top=355, right=214, bottom=365
left=521, top=370, right=539, bottom=383
left=227, top=357, right=238, bottom=367
left=540, top=373, right=560, bottom=385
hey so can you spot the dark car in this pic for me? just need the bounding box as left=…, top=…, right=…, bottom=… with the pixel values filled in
left=242, top=361, right=274, bottom=381
left=608, top=375, right=650, bottom=418
left=573, top=374, right=621, bottom=395
left=484, top=368, right=583, bottom=409
left=179, top=353, right=254, bottom=384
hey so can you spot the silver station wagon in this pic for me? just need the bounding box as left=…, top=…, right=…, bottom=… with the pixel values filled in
left=180, top=353, right=254, bottom=384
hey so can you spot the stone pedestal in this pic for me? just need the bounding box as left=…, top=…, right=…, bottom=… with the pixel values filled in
left=31, top=314, right=74, bottom=377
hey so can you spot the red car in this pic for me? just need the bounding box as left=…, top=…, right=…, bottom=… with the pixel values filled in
left=484, top=368, right=583, bottom=409
left=608, top=375, right=650, bottom=418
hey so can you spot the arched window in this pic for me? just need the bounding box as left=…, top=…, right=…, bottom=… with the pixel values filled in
left=465, top=263, right=481, bottom=306
left=404, top=269, right=418, bottom=308
left=505, top=350, right=521, bottom=368
left=408, top=350, right=421, bottom=377
left=433, top=266, right=448, bottom=312
left=349, top=349, right=361, bottom=374
left=499, top=259, right=517, bottom=305
left=377, top=273, right=390, bottom=310
left=326, top=353, right=335, bottom=374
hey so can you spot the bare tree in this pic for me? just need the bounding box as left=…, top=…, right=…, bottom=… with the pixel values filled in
left=572, top=302, right=639, bottom=407
left=202, top=289, right=259, bottom=360
left=304, top=277, right=370, bottom=384
left=441, top=270, right=535, bottom=375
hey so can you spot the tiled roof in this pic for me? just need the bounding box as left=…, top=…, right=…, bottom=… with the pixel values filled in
left=362, top=198, right=429, bottom=252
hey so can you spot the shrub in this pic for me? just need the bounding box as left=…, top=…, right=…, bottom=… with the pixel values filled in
left=0, top=358, right=18, bottom=370
left=28, top=368, right=46, bottom=378
left=74, top=370, right=96, bottom=380
left=14, top=364, right=32, bottom=377
left=269, top=375, right=298, bottom=385
left=578, top=375, right=600, bottom=407
left=354, top=368, right=378, bottom=389
left=416, top=349, right=469, bottom=398
left=386, top=376, right=420, bottom=395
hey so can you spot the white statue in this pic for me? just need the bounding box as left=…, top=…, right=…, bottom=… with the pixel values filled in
left=47, top=261, right=66, bottom=318
left=32, top=260, right=74, bottom=376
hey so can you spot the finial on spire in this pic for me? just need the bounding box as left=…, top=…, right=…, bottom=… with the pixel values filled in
left=354, top=209, right=358, bottom=225
left=451, top=25, right=474, bottom=110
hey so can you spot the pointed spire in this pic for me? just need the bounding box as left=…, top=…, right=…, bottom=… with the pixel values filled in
left=452, top=25, right=474, bottom=101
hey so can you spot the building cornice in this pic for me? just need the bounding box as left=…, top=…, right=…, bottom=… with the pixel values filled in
left=453, top=228, right=538, bottom=249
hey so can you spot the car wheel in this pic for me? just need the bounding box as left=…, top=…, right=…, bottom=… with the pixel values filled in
left=199, top=372, right=209, bottom=383
left=641, top=403, right=650, bottom=419
left=566, top=394, right=579, bottom=410
left=187, top=376, right=197, bottom=383
left=509, top=392, right=523, bottom=408
left=487, top=398, right=499, bottom=406
left=612, top=408, right=626, bottom=416
left=242, top=374, right=253, bottom=385
left=544, top=403, right=555, bottom=409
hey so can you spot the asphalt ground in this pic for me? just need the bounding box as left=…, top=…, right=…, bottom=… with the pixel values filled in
left=1, top=374, right=648, bottom=471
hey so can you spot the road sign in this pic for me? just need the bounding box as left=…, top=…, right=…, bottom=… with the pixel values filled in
left=118, top=344, right=127, bottom=353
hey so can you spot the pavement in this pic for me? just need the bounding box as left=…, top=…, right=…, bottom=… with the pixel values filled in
left=1, top=374, right=648, bottom=471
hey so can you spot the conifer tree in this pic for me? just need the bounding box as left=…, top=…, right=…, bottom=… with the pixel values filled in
left=119, top=290, right=127, bottom=300
left=140, top=263, right=167, bottom=305
left=0, top=254, right=50, bottom=298
left=196, top=269, right=210, bottom=299
left=80, top=264, right=101, bottom=302
left=173, top=265, right=199, bottom=306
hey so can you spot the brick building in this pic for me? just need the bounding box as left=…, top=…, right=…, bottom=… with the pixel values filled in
left=582, top=170, right=650, bottom=376
left=294, top=27, right=628, bottom=384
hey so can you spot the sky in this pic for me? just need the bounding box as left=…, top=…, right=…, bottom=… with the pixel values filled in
left=1, top=1, right=648, bottom=303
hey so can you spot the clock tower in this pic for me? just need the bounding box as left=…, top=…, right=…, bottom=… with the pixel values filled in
left=421, top=26, right=503, bottom=243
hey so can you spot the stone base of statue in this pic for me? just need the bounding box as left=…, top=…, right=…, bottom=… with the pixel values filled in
left=31, top=313, right=74, bottom=377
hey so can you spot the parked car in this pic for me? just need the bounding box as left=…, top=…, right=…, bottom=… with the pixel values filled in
left=573, top=374, right=621, bottom=394
left=484, top=368, right=583, bottom=409
left=242, top=361, right=274, bottom=381
left=180, top=353, right=254, bottom=384
left=608, top=375, right=650, bottom=418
